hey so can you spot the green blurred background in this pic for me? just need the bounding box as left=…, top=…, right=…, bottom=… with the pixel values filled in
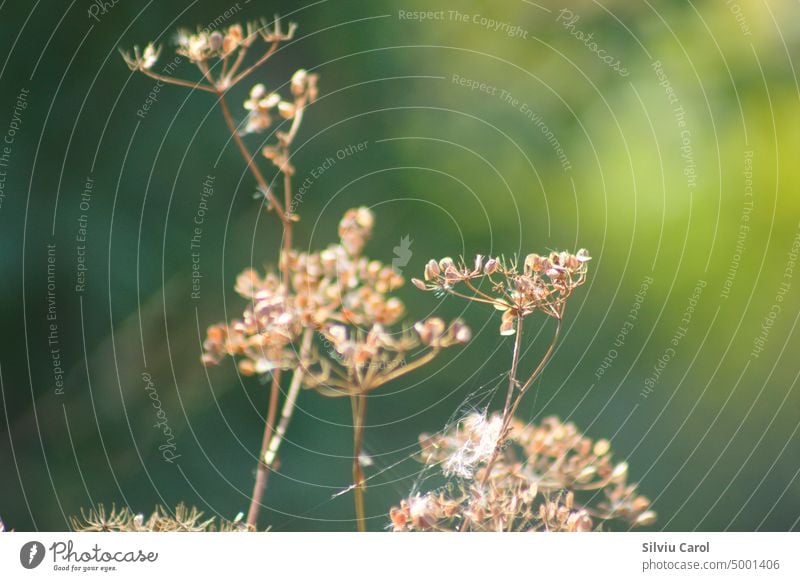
left=1, top=0, right=798, bottom=531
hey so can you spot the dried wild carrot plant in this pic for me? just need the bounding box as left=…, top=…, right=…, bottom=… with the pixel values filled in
left=203, top=207, right=470, bottom=531
left=122, top=17, right=319, bottom=528
left=394, top=251, right=656, bottom=532
left=123, top=17, right=468, bottom=531
left=390, top=414, right=655, bottom=532
left=412, top=250, right=590, bottom=500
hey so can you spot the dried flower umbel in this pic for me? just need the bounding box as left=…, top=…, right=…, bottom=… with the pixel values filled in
left=390, top=414, right=655, bottom=532
left=412, top=250, right=590, bottom=530
left=121, top=16, right=314, bottom=249
left=203, top=207, right=470, bottom=531
left=413, top=250, right=590, bottom=333
left=123, top=16, right=321, bottom=529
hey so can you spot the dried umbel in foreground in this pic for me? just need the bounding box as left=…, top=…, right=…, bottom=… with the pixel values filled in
left=70, top=504, right=254, bottom=532
left=202, top=207, right=470, bottom=530
left=412, top=249, right=591, bottom=510
left=390, top=414, right=655, bottom=532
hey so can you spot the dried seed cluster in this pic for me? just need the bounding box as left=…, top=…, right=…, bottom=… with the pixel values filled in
left=121, top=17, right=313, bottom=226
left=122, top=18, right=296, bottom=90
left=413, top=250, right=590, bottom=334
left=246, top=69, right=318, bottom=140
left=201, top=207, right=468, bottom=384
left=70, top=504, right=253, bottom=532
left=390, top=414, right=655, bottom=532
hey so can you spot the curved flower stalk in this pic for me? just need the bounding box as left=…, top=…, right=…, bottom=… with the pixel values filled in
left=411, top=250, right=590, bottom=528
left=305, top=317, right=470, bottom=531
left=123, top=17, right=319, bottom=528
left=121, top=17, right=316, bottom=256
left=389, top=414, right=655, bottom=532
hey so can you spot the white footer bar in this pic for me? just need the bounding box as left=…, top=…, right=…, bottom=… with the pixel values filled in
left=2, top=532, right=798, bottom=580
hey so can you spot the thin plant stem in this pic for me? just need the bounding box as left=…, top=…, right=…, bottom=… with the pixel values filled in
left=458, top=315, right=524, bottom=531
left=500, top=315, right=524, bottom=423
left=263, top=329, right=313, bottom=468
left=215, top=88, right=293, bottom=288
left=350, top=393, right=368, bottom=532
left=517, top=315, right=563, bottom=396
left=229, top=41, right=279, bottom=87
left=246, top=327, right=312, bottom=527
left=460, top=314, right=563, bottom=531
left=215, top=89, right=288, bottom=224
left=138, top=68, right=216, bottom=93
left=283, top=169, right=293, bottom=256
left=463, top=278, right=500, bottom=304
left=370, top=347, right=439, bottom=389
left=246, top=369, right=282, bottom=527
left=501, top=316, right=562, bottom=448
left=446, top=287, right=506, bottom=308
left=477, top=315, right=524, bottom=485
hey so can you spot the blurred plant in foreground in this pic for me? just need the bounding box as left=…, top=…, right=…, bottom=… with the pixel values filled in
left=395, top=249, right=654, bottom=531
left=203, top=207, right=469, bottom=530
left=390, top=414, right=655, bottom=532
left=71, top=504, right=253, bottom=532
